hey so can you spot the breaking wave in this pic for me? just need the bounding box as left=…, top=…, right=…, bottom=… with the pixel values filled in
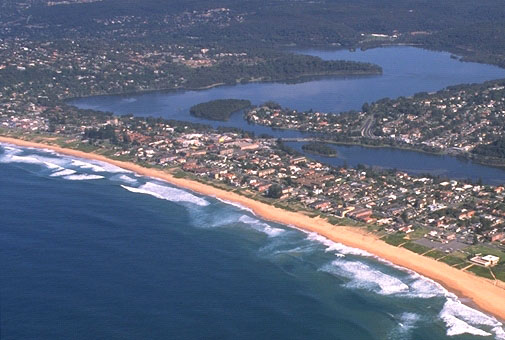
left=305, top=231, right=373, bottom=257
left=388, top=312, right=421, bottom=339
left=113, top=174, right=138, bottom=184
left=50, top=169, right=77, bottom=177
left=63, top=174, right=105, bottom=181
left=238, top=215, right=284, bottom=237
left=322, top=259, right=410, bottom=295
left=70, top=159, right=106, bottom=173
left=321, top=257, right=505, bottom=338
left=121, top=182, right=209, bottom=206
left=3, top=142, right=505, bottom=339
left=0, top=148, right=65, bottom=171
left=214, top=197, right=255, bottom=215
left=440, top=298, right=504, bottom=338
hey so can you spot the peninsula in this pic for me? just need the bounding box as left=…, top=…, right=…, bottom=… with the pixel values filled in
left=245, top=81, right=505, bottom=168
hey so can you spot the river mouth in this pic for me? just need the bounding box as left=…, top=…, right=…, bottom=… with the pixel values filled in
left=70, top=46, right=505, bottom=183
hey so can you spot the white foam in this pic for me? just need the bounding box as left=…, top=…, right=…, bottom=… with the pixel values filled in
left=113, top=174, right=138, bottom=184
left=1, top=143, right=57, bottom=156
left=442, top=313, right=492, bottom=337
left=63, top=174, right=104, bottom=181
left=121, top=182, right=209, bottom=207
left=272, top=244, right=318, bottom=255
left=305, top=231, right=373, bottom=257
left=403, top=275, right=443, bottom=299
left=91, top=160, right=129, bottom=174
left=440, top=298, right=504, bottom=338
left=70, top=159, right=106, bottom=172
left=0, top=145, right=22, bottom=154
left=214, top=197, right=255, bottom=215
left=238, top=215, right=284, bottom=237
left=119, top=175, right=138, bottom=184
left=323, top=259, right=410, bottom=295
left=399, top=312, right=420, bottom=329
left=493, top=326, right=505, bottom=340
left=50, top=169, right=77, bottom=177
left=0, top=144, right=128, bottom=175
left=0, top=152, right=64, bottom=171
left=2, top=143, right=504, bottom=339
left=386, top=312, right=421, bottom=340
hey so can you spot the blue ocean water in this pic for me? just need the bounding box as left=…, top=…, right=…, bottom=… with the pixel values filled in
left=1, top=143, right=505, bottom=340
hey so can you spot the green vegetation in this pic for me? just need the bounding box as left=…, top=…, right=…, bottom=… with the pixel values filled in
left=266, top=183, right=283, bottom=199
left=190, top=99, right=251, bottom=121
left=467, top=265, right=494, bottom=280
left=467, top=245, right=505, bottom=261
left=402, top=242, right=432, bottom=254
left=494, top=265, right=505, bottom=282
left=425, top=249, right=447, bottom=260
left=383, top=233, right=407, bottom=246
left=8, top=0, right=505, bottom=67
left=84, top=125, right=118, bottom=143
left=473, top=138, right=505, bottom=159
left=172, top=170, right=188, bottom=178
left=440, top=254, right=466, bottom=266
left=302, top=142, right=338, bottom=157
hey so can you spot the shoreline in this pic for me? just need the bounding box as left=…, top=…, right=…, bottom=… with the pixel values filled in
left=1, top=135, right=505, bottom=322
left=64, top=69, right=382, bottom=104
left=277, top=134, right=505, bottom=172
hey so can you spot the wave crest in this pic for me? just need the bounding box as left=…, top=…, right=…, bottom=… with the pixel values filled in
left=238, top=215, right=284, bottom=237
left=121, top=182, right=209, bottom=206
left=63, top=174, right=104, bottom=181
left=440, top=298, right=504, bottom=338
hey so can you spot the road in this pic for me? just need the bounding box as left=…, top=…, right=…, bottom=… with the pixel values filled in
left=361, top=114, right=375, bottom=138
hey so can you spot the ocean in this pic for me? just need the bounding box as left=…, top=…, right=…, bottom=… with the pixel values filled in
left=1, top=143, right=504, bottom=340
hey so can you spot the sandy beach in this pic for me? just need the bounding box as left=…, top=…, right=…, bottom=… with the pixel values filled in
left=2, top=135, right=505, bottom=321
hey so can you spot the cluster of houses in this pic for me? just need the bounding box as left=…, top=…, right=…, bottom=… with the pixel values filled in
left=369, top=85, right=505, bottom=153
left=88, top=117, right=505, bottom=251
left=245, top=83, right=505, bottom=158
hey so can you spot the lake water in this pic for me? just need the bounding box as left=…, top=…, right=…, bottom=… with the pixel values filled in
left=71, top=47, right=505, bottom=183
left=286, top=142, right=505, bottom=185
left=2, top=143, right=505, bottom=340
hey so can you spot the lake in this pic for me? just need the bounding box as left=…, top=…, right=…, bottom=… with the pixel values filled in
left=71, top=46, right=505, bottom=183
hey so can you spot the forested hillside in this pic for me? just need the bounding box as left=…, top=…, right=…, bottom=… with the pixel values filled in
left=3, top=0, right=505, bottom=66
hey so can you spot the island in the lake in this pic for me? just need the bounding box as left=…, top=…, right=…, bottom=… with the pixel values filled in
left=3, top=0, right=505, bottom=331
left=301, top=141, right=338, bottom=157
left=190, top=99, right=251, bottom=121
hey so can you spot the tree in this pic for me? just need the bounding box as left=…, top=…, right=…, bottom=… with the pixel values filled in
left=266, top=184, right=283, bottom=198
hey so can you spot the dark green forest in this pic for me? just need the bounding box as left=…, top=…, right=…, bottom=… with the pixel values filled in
left=302, top=142, right=338, bottom=157
left=473, top=138, right=505, bottom=159
left=4, top=0, right=505, bottom=67
left=190, top=99, right=251, bottom=121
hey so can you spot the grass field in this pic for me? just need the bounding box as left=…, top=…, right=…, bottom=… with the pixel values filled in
left=467, top=265, right=494, bottom=280
left=425, top=249, right=447, bottom=260
left=402, top=242, right=432, bottom=254
left=383, top=233, right=407, bottom=246
left=440, top=254, right=466, bottom=266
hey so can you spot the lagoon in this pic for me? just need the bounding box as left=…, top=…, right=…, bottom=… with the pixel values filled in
left=71, top=46, right=505, bottom=183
